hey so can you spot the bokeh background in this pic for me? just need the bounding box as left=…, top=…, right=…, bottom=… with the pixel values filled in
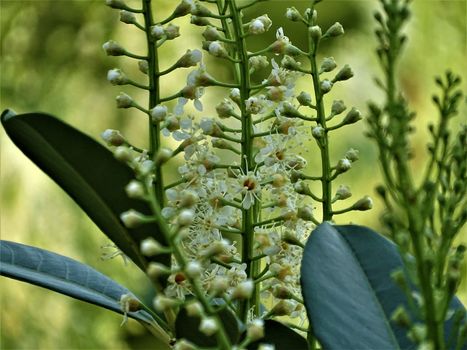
left=1, top=0, right=466, bottom=349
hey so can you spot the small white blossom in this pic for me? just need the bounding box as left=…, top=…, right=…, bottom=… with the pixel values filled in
left=107, top=68, right=128, bottom=85
left=199, top=317, right=218, bottom=336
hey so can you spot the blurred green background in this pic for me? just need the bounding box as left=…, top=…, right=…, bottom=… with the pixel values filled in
left=1, top=0, right=466, bottom=349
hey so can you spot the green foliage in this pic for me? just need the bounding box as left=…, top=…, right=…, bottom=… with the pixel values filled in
left=300, top=223, right=466, bottom=350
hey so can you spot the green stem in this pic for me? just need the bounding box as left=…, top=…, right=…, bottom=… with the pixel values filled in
left=142, top=0, right=164, bottom=206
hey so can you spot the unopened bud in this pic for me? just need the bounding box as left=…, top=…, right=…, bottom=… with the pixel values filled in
left=178, top=209, right=195, bottom=226
left=176, top=49, right=202, bottom=68
left=309, top=26, right=322, bottom=43
left=320, top=57, right=337, bottom=73
left=116, top=92, right=133, bottom=108
left=324, top=22, right=344, bottom=38
left=174, top=339, right=196, bottom=350
left=247, top=319, right=265, bottom=341
left=120, top=209, right=146, bottom=228
left=138, top=60, right=149, bottom=74
left=208, top=41, right=228, bottom=58
left=153, top=295, right=178, bottom=312
left=271, top=300, right=295, bottom=316
left=335, top=185, right=352, bottom=200
left=150, top=105, right=168, bottom=122
left=391, top=305, right=411, bottom=327
left=312, top=126, right=325, bottom=139
left=285, top=7, right=301, bottom=21
left=125, top=180, right=145, bottom=199
left=140, top=237, right=164, bottom=257
left=203, top=26, right=221, bottom=41
left=150, top=25, right=165, bottom=40
left=232, top=280, right=254, bottom=299
left=345, top=148, right=359, bottom=162
left=272, top=285, right=293, bottom=299
left=185, top=261, right=203, bottom=278
left=155, top=147, right=172, bottom=165
left=114, top=146, right=132, bottom=162
left=173, top=0, right=195, bottom=17
left=343, top=107, right=362, bottom=125
left=120, top=10, right=136, bottom=24
left=190, top=15, right=211, bottom=26
left=336, top=158, right=352, bottom=173
left=331, top=100, right=346, bottom=115
left=352, top=196, right=373, bottom=211
left=164, top=24, right=180, bottom=40
left=103, top=40, right=125, bottom=56
left=297, top=91, right=312, bottom=106
left=333, top=64, right=354, bottom=82
left=186, top=302, right=203, bottom=317
left=101, top=129, right=126, bottom=146
left=297, top=205, right=314, bottom=221
left=107, top=68, right=128, bottom=85
left=147, top=262, right=170, bottom=279
left=106, top=0, right=126, bottom=9
left=320, top=79, right=333, bottom=93
left=199, top=317, right=218, bottom=336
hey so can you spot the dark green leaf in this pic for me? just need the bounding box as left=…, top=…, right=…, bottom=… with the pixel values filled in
left=301, top=223, right=466, bottom=350
left=175, top=299, right=240, bottom=347
left=1, top=110, right=169, bottom=271
left=0, top=240, right=154, bottom=324
left=247, top=320, right=307, bottom=350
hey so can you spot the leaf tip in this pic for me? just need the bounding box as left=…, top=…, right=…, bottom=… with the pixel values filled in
left=1, top=109, right=17, bottom=122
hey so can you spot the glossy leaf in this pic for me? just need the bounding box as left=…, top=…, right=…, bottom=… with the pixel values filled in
left=1, top=110, right=169, bottom=271
left=0, top=240, right=154, bottom=324
left=247, top=320, right=308, bottom=350
left=301, top=223, right=466, bottom=350
left=175, top=299, right=240, bottom=347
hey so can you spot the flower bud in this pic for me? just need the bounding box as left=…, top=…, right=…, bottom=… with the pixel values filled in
left=114, top=146, right=133, bottom=162
left=101, top=129, right=126, bottom=146
left=297, top=205, right=314, bottom=221
left=335, top=185, right=352, bottom=200
left=281, top=55, right=301, bottom=71
left=179, top=190, right=199, bottom=208
left=258, top=345, right=275, bottom=350
left=285, top=7, right=301, bottom=22
left=140, top=237, right=164, bottom=257
left=249, top=15, right=272, bottom=35
left=271, top=300, right=296, bottom=316
left=216, top=99, right=235, bottom=119
left=120, top=209, right=146, bottom=228
left=249, top=55, right=269, bottom=71
left=352, top=196, right=373, bottom=211
left=202, top=26, right=221, bottom=41
left=345, top=148, right=359, bottom=162
left=173, top=0, right=195, bottom=17
left=309, top=26, right=322, bottom=44
left=320, top=79, right=333, bottom=93
left=178, top=209, right=195, bottom=226
left=119, top=10, right=136, bottom=24
left=150, top=105, right=168, bottom=122
left=272, top=284, right=293, bottom=299
left=155, top=147, right=173, bottom=165
left=199, top=317, right=218, bottom=336
left=185, top=261, right=202, bottom=278
left=336, top=158, right=352, bottom=173
left=150, top=25, right=165, bottom=40
left=324, top=22, right=344, bottom=38
left=174, top=339, right=196, bottom=350
left=320, top=57, right=337, bottom=73
left=296, top=91, right=312, bottom=107
left=342, top=107, right=362, bottom=125
left=229, top=88, right=241, bottom=104
left=331, top=100, right=346, bottom=115
left=294, top=181, right=311, bottom=196
left=208, top=41, right=228, bottom=58
left=107, top=68, right=128, bottom=85
left=146, top=262, right=171, bottom=279
left=176, top=49, right=202, bottom=68
left=232, top=280, right=254, bottom=300
left=312, top=126, right=325, bottom=139
left=153, top=295, right=178, bottom=312
left=190, top=15, right=211, bottom=27
left=106, top=0, right=126, bottom=9
left=115, top=92, right=133, bottom=108
left=136, top=160, right=154, bottom=177
left=210, top=276, right=229, bottom=294
left=247, top=319, right=265, bottom=341
left=164, top=24, right=180, bottom=40
left=103, top=40, right=125, bottom=56
left=138, top=60, right=149, bottom=74
left=333, top=64, right=354, bottom=82
left=186, top=302, right=203, bottom=317
left=391, top=305, right=411, bottom=328
left=125, top=180, right=145, bottom=199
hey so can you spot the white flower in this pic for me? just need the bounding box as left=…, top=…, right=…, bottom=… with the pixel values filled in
left=248, top=15, right=271, bottom=35
left=208, top=41, right=228, bottom=58
left=150, top=105, right=168, bottom=122
left=176, top=49, right=202, bottom=67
